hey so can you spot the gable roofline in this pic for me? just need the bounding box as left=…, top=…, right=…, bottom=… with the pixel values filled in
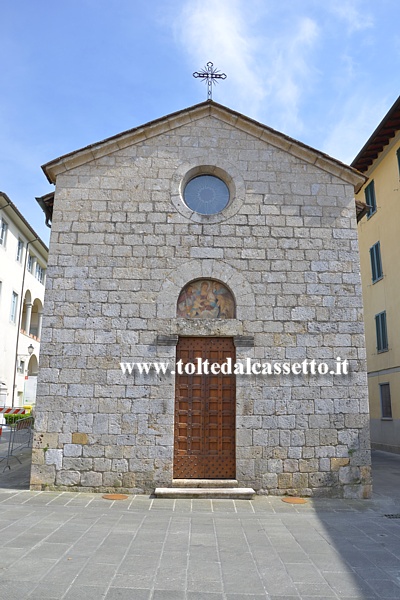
left=42, top=101, right=366, bottom=191
left=351, top=95, right=400, bottom=173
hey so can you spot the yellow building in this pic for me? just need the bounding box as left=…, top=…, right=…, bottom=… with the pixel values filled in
left=353, top=96, right=400, bottom=452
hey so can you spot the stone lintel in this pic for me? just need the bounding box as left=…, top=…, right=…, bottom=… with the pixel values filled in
left=234, top=335, right=255, bottom=348
left=157, top=335, right=179, bottom=346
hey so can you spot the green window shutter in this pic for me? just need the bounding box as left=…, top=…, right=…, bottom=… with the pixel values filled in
left=370, top=245, right=377, bottom=281
left=382, top=311, right=388, bottom=350
left=375, top=313, right=381, bottom=351
left=370, top=242, right=383, bottom=282
left=375, top=311, right=388, bottom=352
left=365, top=180, right=376, bottom=217
left=375, top=242, right=382, bottom=279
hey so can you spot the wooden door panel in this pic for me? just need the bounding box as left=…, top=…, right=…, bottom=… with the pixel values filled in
left=174, top=337, right=236, bottom=479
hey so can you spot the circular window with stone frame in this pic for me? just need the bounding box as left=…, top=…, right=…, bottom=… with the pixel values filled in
left=183, top=174, right=230, bottom=215
left=171, top=159, right=245, bottom=224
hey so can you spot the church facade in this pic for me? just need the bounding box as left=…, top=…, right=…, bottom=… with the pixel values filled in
left=31, top=102, right=372, bottom=498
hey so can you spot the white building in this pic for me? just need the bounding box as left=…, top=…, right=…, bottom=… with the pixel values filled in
left=0, top=192, right=48, bottom=408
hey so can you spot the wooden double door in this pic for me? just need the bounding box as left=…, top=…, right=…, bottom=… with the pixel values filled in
left=173, top=337, right=236, bottom=479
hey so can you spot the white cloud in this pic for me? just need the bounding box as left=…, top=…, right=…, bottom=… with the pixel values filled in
left=321, top=95, right=390, bottom=164
left=327, top=1, right=374, bottom=33
left=174, top=0, right=266, bottom=114
left=173, top=0, right=319, bottom=134
left=264, top=16, right=319, bottom=133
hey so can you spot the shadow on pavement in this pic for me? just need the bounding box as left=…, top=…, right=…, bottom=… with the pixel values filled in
left=371, top=449, right=400, bottom=501
left=0, top=444, right=399, bottom=598
left=0, top=426, right=32, bottom=490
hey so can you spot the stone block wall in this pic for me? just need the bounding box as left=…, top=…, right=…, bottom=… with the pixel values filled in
left=32, top=111, right=371, bottom=497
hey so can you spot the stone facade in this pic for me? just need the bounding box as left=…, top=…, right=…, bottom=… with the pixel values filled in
left=32, top=102, right=372, bottom=497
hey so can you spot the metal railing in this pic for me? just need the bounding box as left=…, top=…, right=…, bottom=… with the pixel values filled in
left=0, top=417, right=34, bottom=471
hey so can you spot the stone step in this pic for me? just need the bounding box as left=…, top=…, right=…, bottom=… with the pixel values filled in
left=154, top=487, right=256, bottom=499
left=172, top=479, right=238, bottom=488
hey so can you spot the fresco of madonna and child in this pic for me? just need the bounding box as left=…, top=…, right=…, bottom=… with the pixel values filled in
left=177, top=280, right=235, bottom=319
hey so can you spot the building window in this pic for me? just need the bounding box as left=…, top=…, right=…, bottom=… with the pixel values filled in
left=375, top=311, right=388, bottom=353
left=183, top=175, right=230, bottom=215
left=0, top=219, right=8, bottom=247
left=397, top=147, right=400, bottom=176
left=10, top=292, right=18, bottom=323
left=16, top=239, right=24, bottom=262
left=380, top=383, right=392, bottom=419
left=35, top=264, right=45, bottom=284
left=370, top=241, right=383, bottom=283
left=365, top=180, right=377, bottom=218
left=27, top=254, right=33, bottom=273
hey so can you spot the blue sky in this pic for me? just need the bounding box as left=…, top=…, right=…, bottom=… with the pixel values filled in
left=1, top=0, right=399, bottom=245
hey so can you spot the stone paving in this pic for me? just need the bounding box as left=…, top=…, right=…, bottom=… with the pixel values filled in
left=0, top=450, right=400, bottom=599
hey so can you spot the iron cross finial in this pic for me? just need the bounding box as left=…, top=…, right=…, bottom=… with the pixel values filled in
left=193, top=61, right=227, bottom=100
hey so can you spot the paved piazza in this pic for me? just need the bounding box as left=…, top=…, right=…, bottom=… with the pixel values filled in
left=0, top=451, right=400, bottom=599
